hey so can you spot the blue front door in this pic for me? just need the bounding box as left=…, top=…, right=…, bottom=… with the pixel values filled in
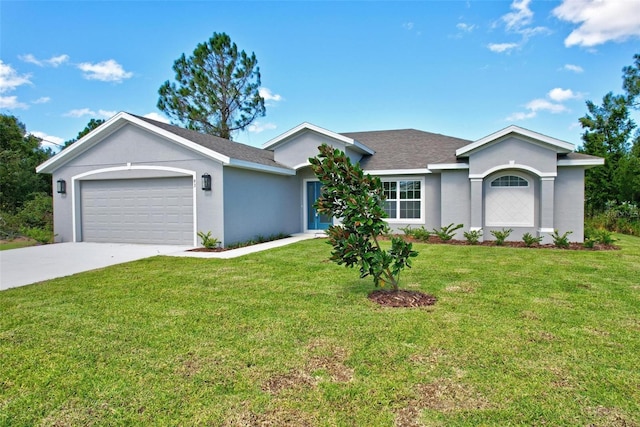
left=307, top=181, right=332, bottom=230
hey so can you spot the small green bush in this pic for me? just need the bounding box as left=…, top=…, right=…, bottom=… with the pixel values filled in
left=522, top=232, right=543, bottom=247
left=432, top=223, right=463, bottom=241
left=400, top=225, right=431, bottom=242
left=583, top=237, right=596, bottom=249
left=463, top=229, right=482, bottom=245
left=490, top=228, right=513, bottom=246
left=20, top=227, right=53, bottom=244
left=551, top=230, right=572, bottom=248
left=197, top=231, right=219, bottom=249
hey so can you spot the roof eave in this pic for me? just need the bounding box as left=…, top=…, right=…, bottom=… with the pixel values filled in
left=456, top=125, right=575, bottom=158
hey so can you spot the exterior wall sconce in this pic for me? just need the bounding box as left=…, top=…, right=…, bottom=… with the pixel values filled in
left=201, top=173, right=212, bottom=191
left=57, top=179, right=66, bottom=194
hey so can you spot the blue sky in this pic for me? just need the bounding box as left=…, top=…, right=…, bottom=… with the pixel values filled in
left=1, top=0, right=639, bottom=150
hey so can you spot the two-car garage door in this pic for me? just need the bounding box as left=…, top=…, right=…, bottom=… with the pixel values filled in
left=81, top=177, right=194, bottom=245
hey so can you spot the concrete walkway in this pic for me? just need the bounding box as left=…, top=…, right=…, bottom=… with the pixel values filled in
left=167, top=233, right=321, bottom=259
left=1, top=234, right=322, bottom=290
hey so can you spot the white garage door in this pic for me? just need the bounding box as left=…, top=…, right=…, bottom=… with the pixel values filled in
left=81, top=177, right=194, bottom=245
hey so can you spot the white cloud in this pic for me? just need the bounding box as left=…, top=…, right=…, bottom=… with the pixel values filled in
left=506, top=111, right=537, bottom=121
left=0, top=61, right=31, bottom=93
left=526, top=98, right=568, bottom=113
left=143, top=112, right=170, bottom=123
left=489, top=0, right=550, bottom=53
left=502, top=0, right=533, bottom=30
left=64, top=108, right=95, bottom=118
left=259, top=87, right=282, bottom=102
left=488, top=42, right=519, bottom=53
left=548, top=87, right=580, bottom=102
left=248, top=121, right=277, bottom=133
left=32, top=97, right=51, bottom=104
left=19, top=54, right=69, bottom=67
left=456, top=22, right=476, bottom=32
left=0, top=96, right=28, bottom=109
left=30, top=131, right=64, bottom=149
left=402, top=22, right=414, bottom=31
left=553, top=0, right=640, bottom=47
left=98, top=109, right=117, bottom=118
left=507, top=88, right=579, bottom=121
left=64, top=108, right=116, bottom=118
left=77, top=59, right=133, bottom=82
left=563, top=64, right=584, bottom=73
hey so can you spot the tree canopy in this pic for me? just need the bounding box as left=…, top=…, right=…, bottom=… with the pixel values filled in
left=64, top=118, right=105, bottom=147
left=0, top=114, right=53, bottom=213
left=157, top=32, right=265, bottom=140
left=579, top=53, right=640, bottom=212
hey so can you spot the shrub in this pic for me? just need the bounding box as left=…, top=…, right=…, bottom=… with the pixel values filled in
left=309, top=144, right=417, bottom=290
left=551, top=230, right=572, bottom=248
left=522, top=232, right=543, bottom=247
left=463, top=229, right=482, bottom=245
left=432, top=223, right=463, bottom=241
left=490, top=228, right=513, bottom=246
left=20, top=227, right=53, bottom=244
left=586, top=200, right=640, bottom=237
left=400, top=225, right=431, bottom=242
left=197, top=231, right=219, bottom=249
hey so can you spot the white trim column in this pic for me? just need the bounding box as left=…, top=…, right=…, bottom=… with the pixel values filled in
left=539, top=177, right=555, bottom=243
left=470, top=178, right=484, bottom=241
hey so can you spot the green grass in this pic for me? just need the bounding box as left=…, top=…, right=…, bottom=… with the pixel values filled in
left=1, top=236, right=639, bottom=426
left=0, top=239, right=38, bottom=251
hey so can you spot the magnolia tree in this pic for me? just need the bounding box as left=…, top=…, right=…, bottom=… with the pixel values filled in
left=309, top=144, right=417, bottom=290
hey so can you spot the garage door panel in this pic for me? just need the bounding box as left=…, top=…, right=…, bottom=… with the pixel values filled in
left=81, top=177, right=193, bottom=245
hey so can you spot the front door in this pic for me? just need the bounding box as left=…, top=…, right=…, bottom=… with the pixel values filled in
left=307, top=181, right=332, bottom=230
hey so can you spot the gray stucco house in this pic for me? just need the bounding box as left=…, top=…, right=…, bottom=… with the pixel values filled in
left=37, top=112, right=603, bottom=246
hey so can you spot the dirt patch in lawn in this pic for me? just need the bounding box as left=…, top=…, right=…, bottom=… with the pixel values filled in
left=262, top=340, right=353, bottom=395
left=395, top=379, right=490, bottom=426
left=368, top=290, right=437, bottom=308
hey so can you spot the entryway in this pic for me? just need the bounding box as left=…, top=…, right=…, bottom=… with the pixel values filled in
left=306, top=181, right=332, bottom=231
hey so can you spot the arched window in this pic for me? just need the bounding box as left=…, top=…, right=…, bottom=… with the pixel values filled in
left=485, top=174, right=534, bottom=227
left=491, top=175, right=529, bottom=187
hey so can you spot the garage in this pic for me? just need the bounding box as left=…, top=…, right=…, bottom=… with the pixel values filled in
left=80, top=177, right=194, bottom=245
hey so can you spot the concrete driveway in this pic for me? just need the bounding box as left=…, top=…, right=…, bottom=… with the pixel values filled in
left=0, top=242, right=192, bottom=291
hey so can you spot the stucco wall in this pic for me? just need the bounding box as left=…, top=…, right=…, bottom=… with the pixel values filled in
left=440, top=170, right=470, bottom=239
left=50, top=123, right=223, bottom=245
left=272, top=131, right=364, bottom=168
left=469, top=136, right=558, bottom=176
left=554, top=167, right=585, bottom=242
left=222, top=167, right=299, bottom=246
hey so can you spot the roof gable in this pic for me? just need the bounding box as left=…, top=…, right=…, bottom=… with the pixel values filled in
left=37, top=112, right=294, bottom=175
left=262, top=122, right=375, bottom=155
left=456, top=125, right=574, bottom=158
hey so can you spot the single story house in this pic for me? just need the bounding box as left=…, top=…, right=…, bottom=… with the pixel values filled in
left=37, top=112, right=604, bottom=246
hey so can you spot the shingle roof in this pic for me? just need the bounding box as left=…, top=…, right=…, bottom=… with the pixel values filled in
left=341, top=129, right=472, bottom=170
left=134, top=115, right=292, bottom=170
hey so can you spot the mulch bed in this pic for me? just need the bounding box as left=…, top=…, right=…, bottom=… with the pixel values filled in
left=368, top=289, right=437, bottom=308
left=187, top=247, right=227, bottom=252
left=397, top=235, right=619, bottom=251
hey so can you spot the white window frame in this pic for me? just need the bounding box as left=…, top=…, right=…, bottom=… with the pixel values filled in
left=380, top=177, right=425, bottom=223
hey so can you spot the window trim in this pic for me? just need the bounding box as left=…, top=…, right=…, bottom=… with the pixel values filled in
left=380, top=177, right=425, bottom=223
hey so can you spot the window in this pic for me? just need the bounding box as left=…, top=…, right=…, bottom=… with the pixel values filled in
left=491, top=175, right=529, bottom=187
left=382, top=179, right=422, bottom=220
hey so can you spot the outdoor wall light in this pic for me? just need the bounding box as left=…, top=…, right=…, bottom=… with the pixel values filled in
left=57, top=179, right=66, bottom=194
left=201, top=173, right=212, bottom=191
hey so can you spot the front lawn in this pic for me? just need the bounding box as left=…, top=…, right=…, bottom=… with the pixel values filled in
left=1, top=236, right=639, bottom=426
